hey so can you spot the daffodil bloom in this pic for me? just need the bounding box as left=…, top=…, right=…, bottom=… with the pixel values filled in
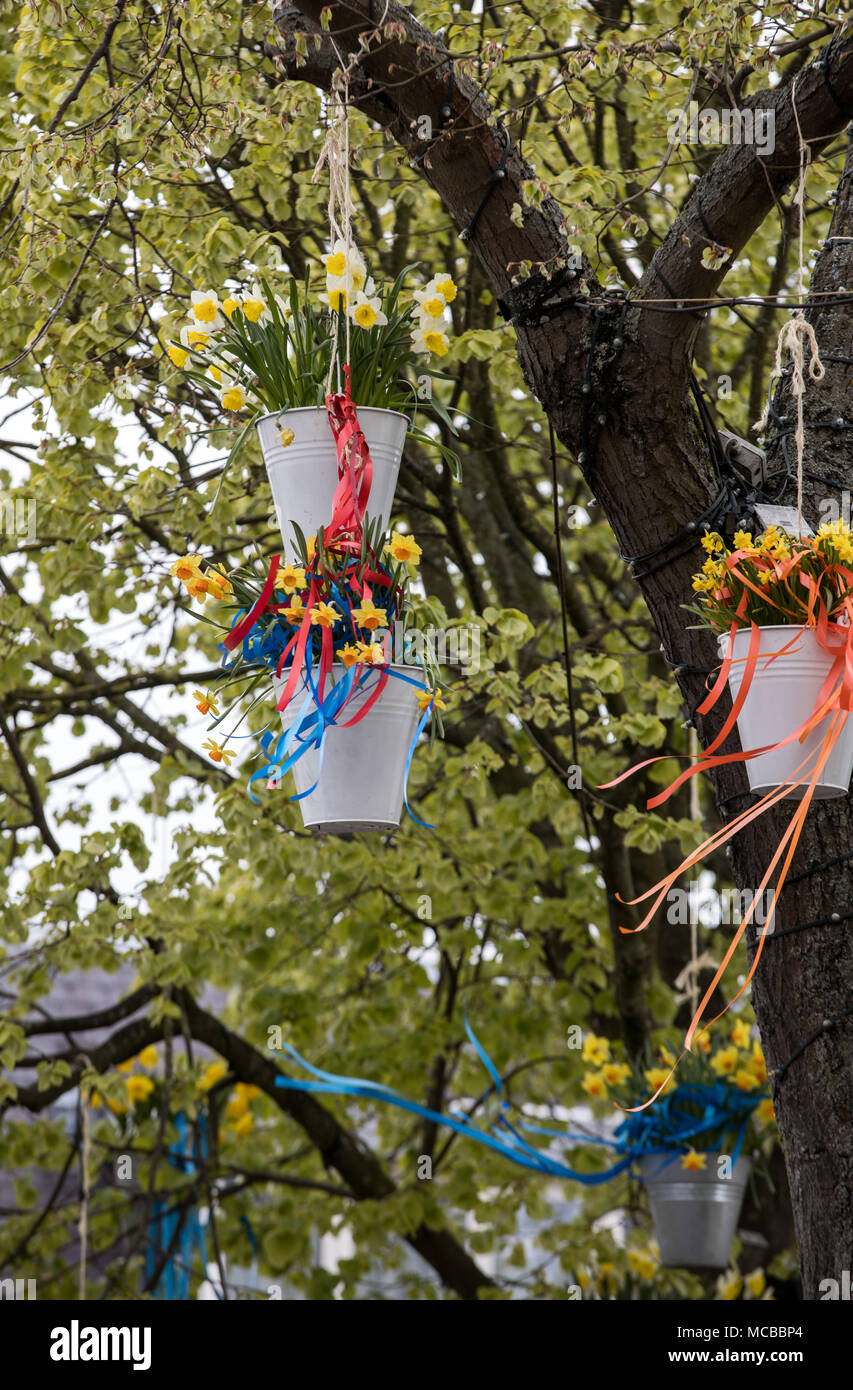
left=279, top=427, right=295, bottom=448
left=733, top=1067, right=760, bottom=1092
left=732, top=529, right=753, bottom=550
left=695, top=1032, right=712, bottom=1053
left=203, top=738, right=236, bottom=766
left=180, top=324, right=212, bottom=351
left=235, top=1083, right=260, bottom=1100
left=274, top=563, right=306, bottom=594
left=282, top=596, right=306, bottom=623
left=745, top=1269, right=766, bottom=1298
left=186, top=576, right=211, bottom=602
left=226, top=1093, right=249, bottom=1121
left=582, top=1033, right=610, bottom=1065
left=204, top=563, right=232, bottom=598
left=340, top=643, right=361, bottom=668
left=386, top=531, right=422, bottom=565
left=355, top=641, right=385, bottom=665
left=242, top=282, right=268, bottom=323
left=417, top=688, right=447, bottom=712
left=581, top=1072, right=608, bottom=1099
left=411, top=324, right=449, bottom=357
left=627, top=1249, right=658, bottom=1280
left=730, top=1019, right=751, bottom=1048
left=711, top=1045, right=738, bottom=1075
left=644, top=1067, right=671, bottom=1091
left=117, top=1059, right=135, bottom=1074
left=231, top=1113, right=254, bottom=1138
left=191, top=289, right=223, bottom=327
left=434, top=275, right=457, bottom=303
left=325, top=251, right=347, bottom=277
left=193, top=690, right=220, bottom=717
left=417, top=293, right=447, bottom=320
left=680, top=1151, right=707, bottom=1171
left=311, top=600, right=340, bottom=628
left=106, top=1098, right=127, bottom=1115
left=171, top=554, right=203, bottom=583
left=166, top=342, right=189, bottom=368
left=716, top=1270, right=743, bottom=1301
left=208, top=364, right=223, bottom=385
left=222, top=295, right=241, bottom=319
left=350, top=291, right=388, bottom=329
left=200, top=1061, right=227, bottom=1092
left=126, top=1075, right=155, bottom=1104
left=326, top=278, right=348, bottom=312
left=220, top=381, right=247, bottom=412
left=351, top=597, right=388, bottom=631
left=137, top=1045, right=159, bottom=1069
left=601, top=1062, right=631, bottom=1087
left=757, top=1098, right=775, bottom=1125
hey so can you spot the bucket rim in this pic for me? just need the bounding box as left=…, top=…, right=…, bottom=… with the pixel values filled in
left=255, top=404, right=410, bottom=428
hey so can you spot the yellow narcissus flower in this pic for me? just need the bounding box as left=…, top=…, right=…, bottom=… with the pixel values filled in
left=750, top=1043, right=768, bottom=1084
left=434, top=275, right=457, bottom=303
left=231, top=1113, right=254, bottom=1138
left=327, top=281, right=348, bottom=312
left=186, top=576, right=211, bottom=602
left=386, top=531, right=422, bottom=565
left=193, top=690, right=220, bottom=717
left=200, top=1061, right=227, bottom=1091
left=226, top=1094, right=249, bottom=1121
left=221, top=295, right=241, bottom=319
left=627, top=1249, right=658, bottom=1280
left=325, top=251, right=347, bottom=276
left=282, top=595, right=306, bottom=624
left=106, top=1098, right=127, bottom=1116
left=279, top=427, right=295, bottom=448
left=171, top=554, right=203, bottom=583
left=340, top=644, right=361, bottom=668
left=351, top=597, right=388, bottom=632
left=126, top=1075, right=155, bottom=1104
left=700, top=531, right=724, bottom=554
left=711, top=1045, right=738, bottom=1075
left=355, top=641, right=385, bottom=665
left=716, top=1269, right=743, bottom=1301
left=695, top=1032, right=712, bottom=1053
left=241, top=284, right=266, bottom=322
left=411, top=325, right=449, bottom=357
left=745, top=1269, right=767, bottom=1298
left=601, top=1062, right=631, bottom=1087
left=204, top=563, right=232, bottom=598
left=220, top=383, right=247, bottom=413
left=644, top=1067, right=672, bottom=1092
left=311, top=600, right=340, bottom=629
left=203, top=739, right=235, bottom=766
left=581, top=1071, right=608, bottom=1099
left=734, top=1068, right=760, bottom=1092
left=235, top=1083, right=260, bottom=1100
left=137, top=1046, right=159, bottom=1069
left=730, top=1019, right=751, bottom=1048
left=680, top=1151, right=707, bottom=1171
left=417, top=689, right=448, bottom=712
left=180, top=325, right=212, bottom=350
left=191, top=289, right=222, bottom=325
left=757, top=1098, right=775, bottom=1125
left=117, top=1059, right=135, bottom=1074
left=274, top=563, right=306, bottom=594
left=166, top=343, right=189, bottom=368
left=733, top=529, right=753, bottom=550
left=582, top=1033, right=610, bottom=1065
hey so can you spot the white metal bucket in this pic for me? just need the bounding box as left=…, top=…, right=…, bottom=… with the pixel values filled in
left=256, top=406, right=408, bottom=558
left=638, top=1153, right=752, bottom=1269
left=272, top=663, right=421, bottom=833
left=720, top=624, right=853, bottom=799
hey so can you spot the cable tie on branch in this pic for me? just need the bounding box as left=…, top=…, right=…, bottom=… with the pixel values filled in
left=771, top=1004, right=853, bottom=1085
left=459, top=126, right=511, bottom=243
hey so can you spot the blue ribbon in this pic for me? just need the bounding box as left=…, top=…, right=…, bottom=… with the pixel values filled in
left=147, top=1113, right=223, bottom=1301
left=273, top=1016, right=768, bottom=1185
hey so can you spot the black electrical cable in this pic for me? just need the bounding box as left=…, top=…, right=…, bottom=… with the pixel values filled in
left=459, top=125, right=511, bottom=243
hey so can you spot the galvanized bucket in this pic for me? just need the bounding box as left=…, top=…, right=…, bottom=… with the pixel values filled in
left=256, top=406, right=407, bottom=559
left=638, top=1153, right=752, bottom=1269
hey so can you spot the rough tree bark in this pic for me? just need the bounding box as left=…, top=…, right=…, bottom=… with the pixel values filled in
left=270, top=1, right=853, bottom=1296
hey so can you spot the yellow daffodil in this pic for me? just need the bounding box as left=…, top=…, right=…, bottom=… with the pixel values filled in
left=222, top=295, right=241, bottom=319
left=581, top=1071, right=608, bottom=1099
left=601, top=1062, right=631, bottom=1087
left=730, top=1019, right=751, bottom=1048
left=750, top=1043, right=768, bottom=1084
left=327, top=280, right=348, bottom=312
left=231, top=1113, right=254, bottom=1138
left=745, top=1269, right=767, bottom=1298
left=235, top=1083, right=260, bottom=1100
left=355, top=641, right=385, bottom=665
left=716, top=1269, right=743, bottom=1301
left=279, top=427, right=295, bottom=448
left=193, top=690, right=219, bottom=717
left=434, top=275, right=457, bottom=303
left=137, top=1045, right=159, bottom=1069
left=241, top=283, right=266, bottom=322
left=166, top=343, right=189, bottom=368
left=126, top=1075, right=155, bottom=1104
left=186, top=576, right=211, bottom=602
left=695, top=1032, right=712, bottom=1053
left=350, top=283, right=388, bottom=329
left=411, top=325, right=449, bottom=357
left=733, top=1068, right=760, bottom=1091
left=627, top=1249, right=658, bottom=1280
left=117, top=1059, right=135, bottom=1074
left=386, top=531, right=422, bottom=565
left=180, top=325, right=212, bottom=350
left=220, top=382, right=247, bottom=412
left=680, top=1151, right=707, bottom=1171
left=191, top=289, right=222, bottom=326
left=417, top=688, right=448, bottom=712
left=106, top=1098, right=127, bottom=1116
left=582, top=1033, right=610, bottom=1065
left=200, top=1061, right=227, bottom=1091
left=340, top=643, right=361, bottom=668
left=274, top=563, right=306, bottom=594
left=701, top=531, right=723, bottom=554
left=351, top=597, right=388, bottom=632
left=203, top=739, right=236, bottom=766
left=226, top=1093, right=249, bottom=1121
left=733, top=529, right=753, bottom=550
left=644, top=1067, right=672, bottom=1092
left=204, top=563, right=232, bottom=598
left=325, top=251, right=347, bottom=276
left=757, top=1098, right=775, bottom=1125
left=711, top=1045, right=738, bottom=1075
left=282, top=595, right=306, bottom=624
left=311, top=600, right=340, bottom=628
left=171, top=554, right=203, bottom=583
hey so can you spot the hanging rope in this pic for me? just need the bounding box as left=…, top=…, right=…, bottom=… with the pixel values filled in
left=754, top=73, right=825, bottom=533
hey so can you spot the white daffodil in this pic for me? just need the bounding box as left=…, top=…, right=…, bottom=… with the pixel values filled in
left=414, top=282, right=448, bottom=321
left=410, top=323, right=449, bottom=357
left=349, top=288, right=387, bottom=329
left=241, top=281, right=271, bottom=325
left=180, top=324, right=213, bottom=351
left=325, top=275, right=349, bottom=313
left=219, top=377, right=247, bottom=412
left=190, top=289, right=224, bottom=329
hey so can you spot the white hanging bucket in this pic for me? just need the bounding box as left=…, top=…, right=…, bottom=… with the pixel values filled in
left=256, top=406, right=408, bottom=558
left=272, top=663, right=421, bottom=833
left=720, top=624, right=853, bottom=799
